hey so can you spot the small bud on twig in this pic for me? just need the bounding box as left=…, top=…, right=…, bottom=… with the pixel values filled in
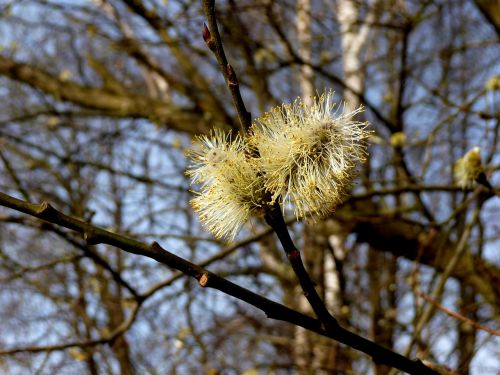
left=199, top=273, right=210, bottom=287
left=227, top=64, right=238, bottom=86
left=202, top=23, right=216, bottom=51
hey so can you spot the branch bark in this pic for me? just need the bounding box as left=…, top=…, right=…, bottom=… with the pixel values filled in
left=202, top=0, right=252, bottom=132
left=263, top=202, right=439, bottom=375
left=0, top=56, right=210, bottom=134
left=0, top=191, right=438, bottom=374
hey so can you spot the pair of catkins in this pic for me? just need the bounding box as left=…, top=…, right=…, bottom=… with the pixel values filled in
left=187, top=91, right=371, bottom=240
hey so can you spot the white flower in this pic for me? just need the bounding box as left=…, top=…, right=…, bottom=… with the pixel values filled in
left=186, top=130, right=267, bottom=239
left=250, top=91, right=370, bottom=218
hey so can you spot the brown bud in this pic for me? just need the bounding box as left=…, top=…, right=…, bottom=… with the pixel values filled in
left=202, top=23, right=216, bottom=51
left=227, top=64, right=238, bottom=86
left=199, top=273, right=209, bottom=287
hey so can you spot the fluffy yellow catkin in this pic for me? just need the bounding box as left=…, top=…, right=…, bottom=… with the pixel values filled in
left=186, top=130, right=267, bottom=240
left=249, top=91, right=371, bottom=219
left=187, top=91, right=372, bottom=239
left=454, top=146, right=483, bottom=189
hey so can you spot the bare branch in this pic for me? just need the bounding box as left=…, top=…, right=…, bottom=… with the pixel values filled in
left=202, top=0, right=252, bottom=132
left=0, top=191, right=438, bottom=374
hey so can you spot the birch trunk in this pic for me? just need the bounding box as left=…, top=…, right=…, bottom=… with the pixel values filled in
left=337, top=3, right=398, bottom=375
left=295, top=0, right=346, bottom=373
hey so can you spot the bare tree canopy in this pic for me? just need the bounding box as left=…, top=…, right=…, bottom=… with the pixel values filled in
left=0, top=0, right=498, bottom=374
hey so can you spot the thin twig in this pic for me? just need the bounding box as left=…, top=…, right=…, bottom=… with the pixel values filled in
left=264, top=203, right=340, bottom=331
left=264, top=202, right=439, bottom=375
left=202, top=0, right=251, bottom=132
left=0, top=301, right=142, bottom=355
left=399, top=206, right=482, bottom=362
left=417, top=292, right=500, bottom=337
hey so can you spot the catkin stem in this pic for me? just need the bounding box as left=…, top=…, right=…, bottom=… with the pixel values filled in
left=264, top=202, right=439, bottom=375
left=264, top=203, right=341, bottom=331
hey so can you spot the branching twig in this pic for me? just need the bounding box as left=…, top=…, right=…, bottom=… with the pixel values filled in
left=0, top=192, right=324, bottom=337
left=200, top=3, right=440, bottom=373
left=0, top=301, right=142, bottom=355
left=0, top=191, right=439, bottom=374
left=402, top=207, right=482, bottom=359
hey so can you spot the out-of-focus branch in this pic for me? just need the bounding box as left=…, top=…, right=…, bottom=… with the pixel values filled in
left=0, top=56, right=209, bottom=134
left=120, top=0, right=234, bottom=130
left=474, top=0, right=500, bottom=37
left=351, top=214, right=500, bottom=310
left=0, top=149, right=31, bottom=201
left=263, top=3, right=394, bottom=129
left=221, top=0, right=276, bottom=111
left=0, top=129, right=187, bottom=192
left=417, top=292, right=500, bottom=337
left=401, top=207, right=481, bottom=359
left=0, top=214, right=140, bottom=297
left=0, top=301, right=141, bottom=355
left=351, top=184, right=498, bottom=198
left=0, top=251, right=82, bottom=284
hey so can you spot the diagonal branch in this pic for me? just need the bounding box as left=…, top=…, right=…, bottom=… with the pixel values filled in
left=0, top=56, right=208, bottom=134
left=265, top=203, right=341, bottom=331
left=0, top=191, right=438, bottom=374
left=418, top=291, right=500, bottom=337
left=264, top=203, right=438, bottom=375
left=202, top=0, right=252, bottom=132
left=0, top=191, right=324, bottom=336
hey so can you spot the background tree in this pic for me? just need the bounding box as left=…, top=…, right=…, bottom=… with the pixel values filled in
left=0, top=0, right=499, bottom=374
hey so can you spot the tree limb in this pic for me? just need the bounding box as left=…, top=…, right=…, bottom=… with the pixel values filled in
left=0, top=56, right=209, bottom=134
left=0, top=191, right=438, bottom=374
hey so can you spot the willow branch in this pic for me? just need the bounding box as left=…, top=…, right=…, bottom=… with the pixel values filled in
left=0, top=191, right=438, bottom=373
left=264, top=203, right=340, bottom=330
left=264, top=202, right=439, bottom=375
left=0, top=192, right=324, bottom=336
left=202, top=0, right=252, bottom=132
